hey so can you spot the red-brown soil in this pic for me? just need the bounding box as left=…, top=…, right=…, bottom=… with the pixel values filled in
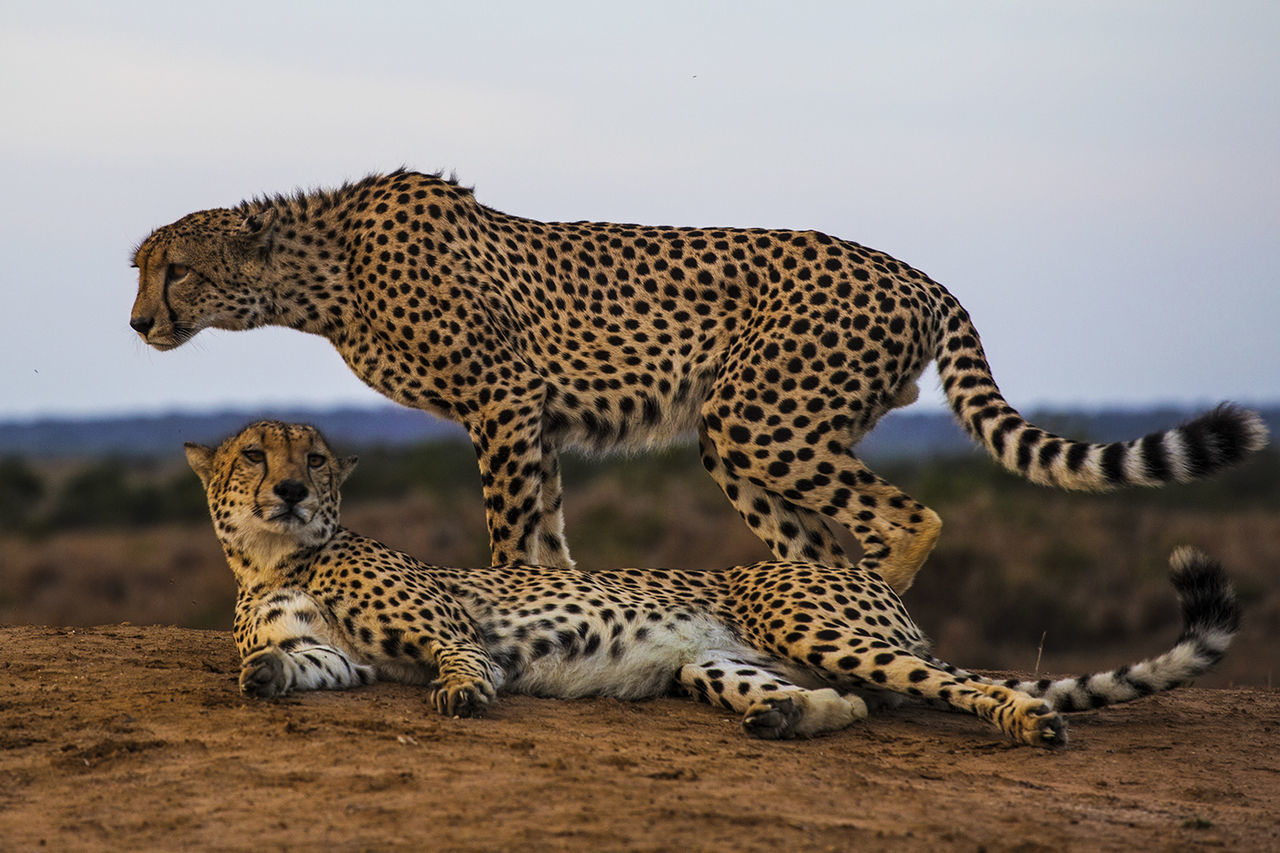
left=3, top=624, right=1278, bottom=851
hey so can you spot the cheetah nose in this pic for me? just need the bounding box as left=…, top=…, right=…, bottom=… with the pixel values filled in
left=129, top=315, right=155, bottom=336
left=273, top=479, right=309, bottom=505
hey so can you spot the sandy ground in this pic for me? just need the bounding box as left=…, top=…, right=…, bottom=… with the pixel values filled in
left=2, top=625, right=1278, bottom=851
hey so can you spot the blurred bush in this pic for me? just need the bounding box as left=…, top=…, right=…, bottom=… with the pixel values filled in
left=0, top=457, right=44, bottom=530
left=4, top=442, right=1277, bottom=536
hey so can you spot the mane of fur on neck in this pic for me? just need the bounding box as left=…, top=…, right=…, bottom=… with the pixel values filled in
left=223, top=524, right=322, bottom=588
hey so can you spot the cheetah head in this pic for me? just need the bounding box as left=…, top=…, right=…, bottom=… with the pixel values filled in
left=185, top=420, right=356, bottom=569
left=130, top=207, right=278, bottom=351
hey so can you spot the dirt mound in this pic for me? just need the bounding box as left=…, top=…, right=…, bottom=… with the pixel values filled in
left=2, top=625, right=1278, bottom=851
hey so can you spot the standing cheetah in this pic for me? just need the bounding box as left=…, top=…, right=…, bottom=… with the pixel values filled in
left=186, top=420, right=1239, bottom=747
left=133, top=171, right=1269, bottom=590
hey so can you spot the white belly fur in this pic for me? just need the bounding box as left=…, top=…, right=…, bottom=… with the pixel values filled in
left=501, top=616, right=756, bottom=700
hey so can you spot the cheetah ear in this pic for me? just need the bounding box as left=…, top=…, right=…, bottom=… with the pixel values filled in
left=335, top=455, right=359, bottom=487
left=236, top=208, right=277, bottom=244
left=184, top=442, right=215, bottom=487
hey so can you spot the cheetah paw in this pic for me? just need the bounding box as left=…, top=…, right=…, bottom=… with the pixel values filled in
left=429, top=676, right=495, bottom=718
left=1024, top=702, right=1069, bottom=749
left=240, top=648, right=290, bottom=699
left=742, top=696, right=802, bottom=740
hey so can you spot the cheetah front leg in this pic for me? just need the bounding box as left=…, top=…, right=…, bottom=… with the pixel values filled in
left=469, top=400, right=571, bottom=569
left=240, top=642, right=375, bottom=698
left=535, top=444, right=574, bottom=570
left=678, top=652, right=866, bottom=739
left=235, top=590, right=374, bottom=698
left=426, top=639, right=499, bottom=718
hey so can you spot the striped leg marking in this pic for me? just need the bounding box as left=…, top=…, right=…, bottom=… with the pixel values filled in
left=678, top=652, right=866, bottom=739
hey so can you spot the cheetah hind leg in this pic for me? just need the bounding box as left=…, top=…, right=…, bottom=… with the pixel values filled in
left=801, top=455, right=942, bottom=594
left=697, top=427, right=853, bottom=567
left=861, top=654, right=1066, bottom=747
left=678, top=652, right=867, bottom=739
left=964, top=681, right=1068, bottom=747
left=741, top=691, right=868, bottom=740
left=699, top=420, right=938, bottom=591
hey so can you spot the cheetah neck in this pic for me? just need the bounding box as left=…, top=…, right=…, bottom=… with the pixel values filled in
left=246, top=180, right=491, bottom=417
left=221, top=529, right=326, bottom=590
left=247, top=194, right=355, bottom=338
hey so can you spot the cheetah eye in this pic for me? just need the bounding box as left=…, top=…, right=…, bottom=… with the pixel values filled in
left=307, top=453, right=327, bottom=469
left=166, top=263, right=190, bottom=283
left=242, top=449, right=265, bottom=464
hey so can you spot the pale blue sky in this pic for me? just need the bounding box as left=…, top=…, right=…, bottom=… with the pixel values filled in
left=2, top=1, right=1277, bottom=420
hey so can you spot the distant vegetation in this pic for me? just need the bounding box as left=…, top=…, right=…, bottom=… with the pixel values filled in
left=0, top=456, right=204, bottom=535
left=2, top=433, right=1276, bottom=687
left=2, top=439, right=1276, bottom=536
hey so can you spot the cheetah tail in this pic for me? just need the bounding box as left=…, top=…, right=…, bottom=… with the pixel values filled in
left=934, top=308, right=1269, bottom=491
left=995, top=547, right=1240, bottom=712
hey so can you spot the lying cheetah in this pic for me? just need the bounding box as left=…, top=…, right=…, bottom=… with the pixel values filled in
left=132, top=171, right=1269, bottom=591
left=186, top=420, right=1239, bottom=747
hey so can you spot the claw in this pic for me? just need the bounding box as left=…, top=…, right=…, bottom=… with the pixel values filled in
left=429, top=676, right=494, bottom=718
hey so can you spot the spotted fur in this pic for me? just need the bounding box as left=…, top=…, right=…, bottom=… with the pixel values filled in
left=137, top=171, right=1270, bottom=591
left=186, top=421, right=1239, bottom=747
